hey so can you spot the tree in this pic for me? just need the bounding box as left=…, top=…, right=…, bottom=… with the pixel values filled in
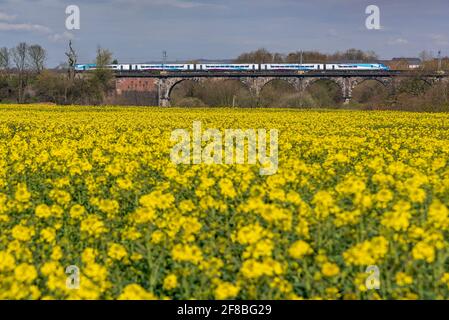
left=89, top=46, right=114, bottom=105
left=331, top=49, right=378, bottom=62
left=236, top=48, right=279, bottom=64
left=27, top=44, right=46, bottom=73
left=11, top=42, right=29, bottom=103
left=0, top=47, right=10, bottom=70
left=96, top=46, right=113, bottom=67
left=419, top=50, right=433, bottom=63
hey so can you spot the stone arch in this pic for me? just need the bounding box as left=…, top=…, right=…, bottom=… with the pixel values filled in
left=303, top=77, right=347, bottom=103
left=351, top=78, right=392, bottom=104
left=202, top=78, right=252, bottom=107
left=350, top=77, right=391, bottom=90
left=240, top=77, right=276, bottom=96
left=167, top=78, right=206, bottom=100
left=158, top=77, right=205, bottom=106
left=394, top=77, right=434, bottom=97
left=302, top=77, right=343, bottom=90
left=258, top=77, right=302, bottom=94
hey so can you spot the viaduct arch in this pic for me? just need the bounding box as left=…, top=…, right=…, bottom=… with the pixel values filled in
left=115, top=72, right=449, bottom=107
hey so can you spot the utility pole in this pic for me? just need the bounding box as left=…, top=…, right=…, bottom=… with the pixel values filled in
left=438, top=50, right=442, bottom=72
left=300, top=50, right=303, bottom=64
left=162, top=50, right=167, bottom=71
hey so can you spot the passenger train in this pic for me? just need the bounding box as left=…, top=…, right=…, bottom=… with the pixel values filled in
left=75, top=63, right=390, bottom=72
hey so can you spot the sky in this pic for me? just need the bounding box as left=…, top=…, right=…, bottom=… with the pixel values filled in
left=0, top=0, right=448, bottom=66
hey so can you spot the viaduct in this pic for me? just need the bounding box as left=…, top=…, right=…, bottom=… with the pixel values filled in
left=114, top=71, right=449, bottom=107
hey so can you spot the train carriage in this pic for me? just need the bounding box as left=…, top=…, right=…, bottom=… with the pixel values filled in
left=325, top=63, right=390, bottom=71
left=197, top=64, right=258, bottom=71
left=261, top=64, right=325, bottom=71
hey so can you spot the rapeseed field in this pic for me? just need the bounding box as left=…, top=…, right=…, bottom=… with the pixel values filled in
left=1, top=105, right=449, bottom=300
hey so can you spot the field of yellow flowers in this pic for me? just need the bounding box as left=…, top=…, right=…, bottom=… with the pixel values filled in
left=1, top=104, right=449, bottom=300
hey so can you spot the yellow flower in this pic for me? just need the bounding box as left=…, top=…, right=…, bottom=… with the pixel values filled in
left=215, top=282, right=240, bottom=300
left=80, top=215, right=107, bottom=237
left=163, top=274, right=178, bottom=290
left=15, top=183, right=31, bottom=202
left=40, top=227, right=56, bottom=243
left=70, top=204, right=86, bottom=219
left=131, top=206, right=156, bottom=224
left=288, top=240, right=313, bottom=259
left=82, top=248, right=98, bottom=264
left=51, top=246, right=63, bottom=260
left=395, top=272, right=413, bottom=286
left=219, top=178, right=237, bottom=198
left=108, top=243, right=127, bottom=261
left=14, top=263, right=38, bottom=283
left=117, top=177, right=133, bottom=190
left=0, top=251, right=15, bottom=272
left=240, top=258, right=283, bottom=279
left=151, top=230, right=165, bottom=244
left=171, top=244, right=203, bottom=265
left=118, top=284, right=157, bottom=300
left=412, top=241, right=435, bottom=263
left=381, top=208, right=410, bottom=232
left=235, top=223, right=265, bottom=245
left=321, top=262, right=340, bottom=277
left=376, top=189, right=393, bottom=203
left=12, top=224, right=35, bottom=242
left=343, top=237, right=388, bottom=266
left=35, top=204, right=52, bottom=219
left=49, top=189, right=71, bottom=206
left=440, top=273, right=449, bottom=288
left=98, top=199, right=120, bottom=215
left=427, top=200, right=449, bottom=229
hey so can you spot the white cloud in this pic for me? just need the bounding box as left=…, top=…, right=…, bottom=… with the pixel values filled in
left=0, top=11, right=16, bottom=21
left=0, top=22, right=51, bottom=33
left=388, top=38, right=408, bottom=45
left=118, top=0, right=222, bottom=9
left=430, top=34, right=449, bottom=46
left=48, top=31, right=74, bottom=43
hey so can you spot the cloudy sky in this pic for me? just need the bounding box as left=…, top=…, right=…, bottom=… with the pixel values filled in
left=0, top=0, right=448, bottom=66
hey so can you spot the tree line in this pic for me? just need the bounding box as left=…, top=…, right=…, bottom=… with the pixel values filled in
left=0, top=42, right=114, bottom=105
left=235, top=48, right=379, bottom=64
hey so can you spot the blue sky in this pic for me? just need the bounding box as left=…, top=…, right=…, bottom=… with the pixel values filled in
left=0, top=0, right=448, bottom=66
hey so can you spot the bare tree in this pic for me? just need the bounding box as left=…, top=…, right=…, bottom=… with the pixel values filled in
left=65, top=40, right=77, bottom=81
left=27, top=44, right=46, bottom=73
left=419, top=50, right=434, bottom=63
left=96, top=46, right=113, bottom=67
left=11, top=42, right=29, bottom=103
left=0, top=47, right=10, bottom=70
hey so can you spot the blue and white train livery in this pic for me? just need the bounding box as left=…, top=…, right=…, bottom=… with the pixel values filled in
left=75, top=63, right=390, bottom=72
left=197, top=64, right=258, bottom=71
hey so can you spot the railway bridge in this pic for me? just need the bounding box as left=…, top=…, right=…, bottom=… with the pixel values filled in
left=114, top=70, right=449, bottom=107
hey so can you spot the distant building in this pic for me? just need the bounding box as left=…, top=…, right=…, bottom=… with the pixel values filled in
left=391, top=57, right=422, bottom=69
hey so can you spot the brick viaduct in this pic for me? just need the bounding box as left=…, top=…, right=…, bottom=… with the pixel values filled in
left=114, top=71, right=449, bottom=107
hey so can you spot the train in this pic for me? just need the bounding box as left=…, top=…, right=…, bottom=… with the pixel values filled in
left=74, top=63, right=390, bottom=72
